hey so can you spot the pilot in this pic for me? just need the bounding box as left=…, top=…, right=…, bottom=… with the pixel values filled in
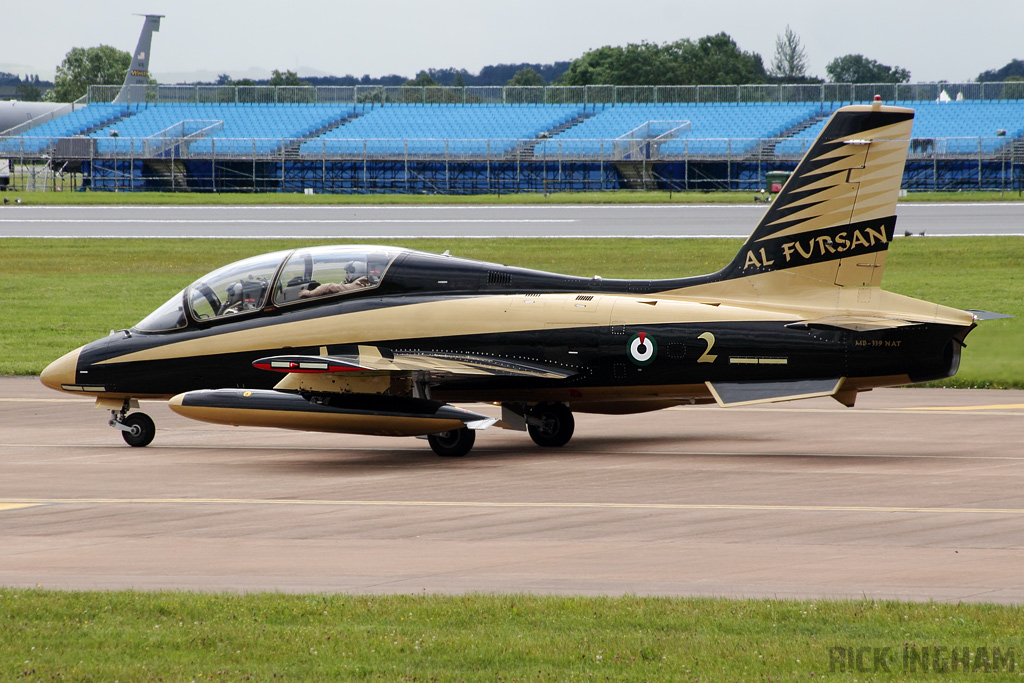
left=299, top=276, right=369, bottom=298
left=343, top=260, right=367, bottom=280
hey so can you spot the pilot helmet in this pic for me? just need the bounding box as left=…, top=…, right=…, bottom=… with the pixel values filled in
left=344, top=260, right=367, bottom=279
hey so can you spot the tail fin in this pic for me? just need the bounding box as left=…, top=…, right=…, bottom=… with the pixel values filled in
left=718, top=102, right=913, bottom=291
left=114, top=14, right=163, bottom=104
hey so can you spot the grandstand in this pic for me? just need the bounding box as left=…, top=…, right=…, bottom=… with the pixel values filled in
left=534, top=102, right=821, bottom=157
left=300, top=103, right=588, bottom=157
left=1, top=83, right=1022, bottom=193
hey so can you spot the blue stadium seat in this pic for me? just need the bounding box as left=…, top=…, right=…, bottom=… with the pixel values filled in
left=7, top=98, right=1023, bottom=166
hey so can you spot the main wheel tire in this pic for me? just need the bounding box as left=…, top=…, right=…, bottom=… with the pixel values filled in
left=527, top=402, right=575, bottom=448
left=121, top=412, right=156, bottom=448
left=427, top=427, right=475, bottom=457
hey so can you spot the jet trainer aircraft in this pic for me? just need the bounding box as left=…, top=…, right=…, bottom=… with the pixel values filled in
left=41, top=100, right=994, bottom=456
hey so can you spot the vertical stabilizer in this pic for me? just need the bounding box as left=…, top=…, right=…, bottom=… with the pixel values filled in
left=713, top=102, right=914, bottom=295
left=113, top=14, right=163, bottom=104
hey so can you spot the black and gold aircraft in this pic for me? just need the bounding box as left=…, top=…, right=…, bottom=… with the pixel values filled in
left=40, top=101, right=995, bottom=456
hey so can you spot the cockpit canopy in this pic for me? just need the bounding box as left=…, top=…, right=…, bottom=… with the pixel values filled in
left=135, top=246, right=405, bottom=331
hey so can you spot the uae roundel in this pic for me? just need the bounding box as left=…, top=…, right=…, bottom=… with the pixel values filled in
left=627, top=332, right=657, bottom=366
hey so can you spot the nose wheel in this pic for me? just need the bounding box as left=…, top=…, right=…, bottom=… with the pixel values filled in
left=119, top=412, right=156, bottom=447
left=108, top=399, right=156, bottom=447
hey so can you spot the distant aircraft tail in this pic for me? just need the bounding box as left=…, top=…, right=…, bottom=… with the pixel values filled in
left=707, top=101, right=914, bottom=296
left=113, top=14, right=164, bottom=104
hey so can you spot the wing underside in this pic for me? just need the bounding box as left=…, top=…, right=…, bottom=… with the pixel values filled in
left=254, top=346, right=576, bottom=380
left=168, top=346, right=575, bottom=438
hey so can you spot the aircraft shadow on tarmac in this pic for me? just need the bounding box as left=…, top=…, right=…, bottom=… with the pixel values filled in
left=182, top=432, right=880, bottom=476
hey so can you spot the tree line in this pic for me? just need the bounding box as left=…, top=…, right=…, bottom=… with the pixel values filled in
left=0, top=73, right=51, bottom=101
left=26, top=29, right=1024, bottom=102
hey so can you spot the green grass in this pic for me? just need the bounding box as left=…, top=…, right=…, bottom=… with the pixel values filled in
left=3, top=188, right=1023, bottom=205
left=2, top=590, right=1022, bottom=681
left=2, top=237, right=1021, bottom=386
left=884, top=238, right=1023, bottom=388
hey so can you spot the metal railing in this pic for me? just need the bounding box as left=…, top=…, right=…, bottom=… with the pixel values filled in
left=0, top=95, right=89, bottom=137
left=3, top=134, right=1019, bottom=162
left=141, top=119, right=224, bottom=157
left=4, top=153, right=1018, bottom=195
left=87, top=81, right=1024, bottom=106
left=614, top=121, right=692, bottom=160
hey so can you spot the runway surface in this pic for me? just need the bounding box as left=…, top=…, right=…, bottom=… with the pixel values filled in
left=1, top=202, right=1023, bottom=238
left=3, top=377, right=1023, bottom=602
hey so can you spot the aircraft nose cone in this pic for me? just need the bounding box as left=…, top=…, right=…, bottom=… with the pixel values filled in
left=40, top=347, right=81, bottom=392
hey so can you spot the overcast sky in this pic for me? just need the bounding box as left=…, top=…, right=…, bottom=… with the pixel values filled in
left=2, top=0, right=1021, bottom=84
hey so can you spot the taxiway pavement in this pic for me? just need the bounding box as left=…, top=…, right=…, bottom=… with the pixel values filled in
left=1, top=203, right=1022, bottom=238
left=3, top=377, right=1023, bottom=602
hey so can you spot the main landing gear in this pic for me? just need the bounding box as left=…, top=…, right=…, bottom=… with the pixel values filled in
left=427, top=427, right=476, bottom=457
left=526, top=402, right=575, bottom=448
left=426, top=402, right=576, bottom=457
left=108, top=398, right=156, bottom=447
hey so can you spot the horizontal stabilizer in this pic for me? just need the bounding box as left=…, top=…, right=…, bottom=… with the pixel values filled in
left=255, top=347, right=576, bottom=380
left=786, top=316, right=922, bottom=332
left=966, top=309, right=1013, bottom=321
left=707, top=378, right=844, bottom=407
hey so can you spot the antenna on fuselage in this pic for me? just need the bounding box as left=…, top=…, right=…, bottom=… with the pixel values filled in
left=113, top=14, right=164, bottom=104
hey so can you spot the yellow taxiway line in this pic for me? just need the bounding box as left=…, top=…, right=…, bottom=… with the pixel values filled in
left=2, top=498, right=1024, bottom=516
left=702, top=406, right=1024, bottom=416
left=0, top=503, right=44, bottom=512
left=903, top=403, right=1024, bottom=411
left=0, top=398, right=93, bottom=403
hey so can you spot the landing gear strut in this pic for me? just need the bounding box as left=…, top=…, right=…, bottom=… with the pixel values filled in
left=527, top=402, right=575, bottom=448
left=108, top=399, right=155, bottom=447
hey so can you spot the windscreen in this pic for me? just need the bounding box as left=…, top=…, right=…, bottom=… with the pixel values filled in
left=187, top=251, right=290, bottom=321
left=134, top=289, right=188, bottom=331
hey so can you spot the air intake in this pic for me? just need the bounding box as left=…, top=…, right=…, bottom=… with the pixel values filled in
left=487, top=271, right=512, bottom=286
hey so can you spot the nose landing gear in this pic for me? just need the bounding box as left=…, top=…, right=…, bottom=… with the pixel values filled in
left=108, top=398, right=156, bottom=447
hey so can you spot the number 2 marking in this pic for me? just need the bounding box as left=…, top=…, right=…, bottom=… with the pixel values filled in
left=697, top=332, right=718, bottom=364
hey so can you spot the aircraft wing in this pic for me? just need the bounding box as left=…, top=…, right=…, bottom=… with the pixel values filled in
left=179, top=345, right=575, bottom=439
left=254, top=346, right=577, bottom=380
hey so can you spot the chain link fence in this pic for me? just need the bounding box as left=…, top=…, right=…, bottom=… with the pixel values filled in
left=88, top=82, right=1024, bottom=106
